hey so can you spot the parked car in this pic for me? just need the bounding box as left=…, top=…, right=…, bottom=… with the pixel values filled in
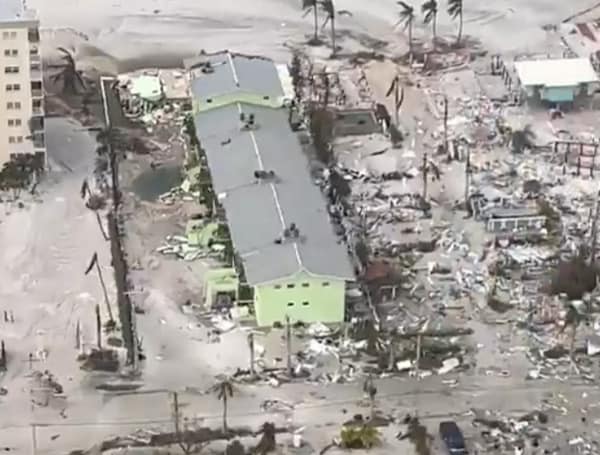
left=439, top=421, right=467, bottom=454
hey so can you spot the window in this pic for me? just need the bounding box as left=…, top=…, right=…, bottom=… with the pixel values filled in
left=10, top=32, right=16, bottom=38
left=3, top=50, right=9, bottom=56
left=6, top=102, right=13, bottom=109
left=5, top=83, right=20, bottom=91
left=16, top=136, right=23, bottom=143
left=302, top=301, right=309, bottom=306
left=2, top=32, right=8, bottom=39
left=8, top=137, right=15, bottom=144
left=274, top=284, right=281, bottom=289
left=322, top=282, right=330, bottom=287
left=287, top=302, right=294, bottom=307
left=206, top=98, right=213, bottom=103
left=13, top=84, right=20, bottom=91
left=14, top=119, right=21, bottom=126
left=13, top=101, right=21, bottom=109
left=301, top=282, right=309, bottom=288
left=286, top=283, right=295, bottom=289
left=4, top=66, right=19, bottom=74
left=263, top=95, right=270, bottom=100
left=4, top=49, right=18, bottom=56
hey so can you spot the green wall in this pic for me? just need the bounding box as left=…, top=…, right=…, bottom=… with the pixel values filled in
left=542, top=86, right=575, bottom=103
left=193, top=91, right=283, bottom=113
left=253, top=272, right=346, bottom=327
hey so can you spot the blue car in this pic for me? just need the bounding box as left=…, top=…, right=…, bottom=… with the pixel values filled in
left=439, top=421, right=467, bottom=454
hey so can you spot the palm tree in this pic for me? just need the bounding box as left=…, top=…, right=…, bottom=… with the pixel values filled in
left=447, top=0, right=464, bottom=45
left=396, top=2, right=416, bottom=58
left=319, top=0, right=353, bottom=57
left=255, top=422, right=277, bottom=454
left=49, top=47, right=86, bottom=94
left=302, top=0, right=321, bottom=44
left=210, top=376, right=236, bottom=433
left=421, top=0, right=438, bottom=43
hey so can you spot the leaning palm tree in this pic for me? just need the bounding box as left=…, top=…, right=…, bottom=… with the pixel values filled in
left=396, top=1, right=416, bottom=58
left=447, top=0, right=464, bottom=45
left=49, top=47, right=86, bottom=94
left=302, top=0, right=321, bottom=44
left=319, top=0, right=353, bottom=57
left=421, top=0, right=438, bottom=43
left=210, top=376, right=236, bottom=433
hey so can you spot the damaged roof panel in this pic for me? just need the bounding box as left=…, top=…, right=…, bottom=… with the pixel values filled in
left=186, top=51, right=285, bottom=101
left=193, top=102, right=355, bottom=285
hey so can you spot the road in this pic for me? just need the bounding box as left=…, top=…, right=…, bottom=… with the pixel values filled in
left=1, top=373, right=597, bottom=453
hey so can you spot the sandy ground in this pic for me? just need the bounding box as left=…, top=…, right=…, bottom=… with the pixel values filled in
left=33, top=0, right=600, bottom=70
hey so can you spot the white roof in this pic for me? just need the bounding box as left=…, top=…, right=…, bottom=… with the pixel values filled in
left=514, top=58, right=598, bottom=87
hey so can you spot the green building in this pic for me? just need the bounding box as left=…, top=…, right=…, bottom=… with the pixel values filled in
left=186, top=51, right=355, bottom=327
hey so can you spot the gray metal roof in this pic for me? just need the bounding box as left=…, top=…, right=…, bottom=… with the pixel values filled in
left=186, top=51, right=285, bottom=101
left=194, top=103, right=355, bottom=285
left=0, top=0, right=23, bottom=21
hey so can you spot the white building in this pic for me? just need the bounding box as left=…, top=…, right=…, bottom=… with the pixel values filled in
left=0, top=0, right=45, bottom=168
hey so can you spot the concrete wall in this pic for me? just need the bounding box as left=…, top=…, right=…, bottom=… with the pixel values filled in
left=0, top=20, right=44, bottom=167
left=193, top=91, right=283, bottom=113
left=254, top=272, right=345, bottom=326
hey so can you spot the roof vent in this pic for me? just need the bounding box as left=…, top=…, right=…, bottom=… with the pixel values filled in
left=254, top=170, right=276, bottom=180
left=284, top=222, right=300, bottom=239
left=201, top=62, right=214, bottom=74
left=241, top=113, right=258, bottom=131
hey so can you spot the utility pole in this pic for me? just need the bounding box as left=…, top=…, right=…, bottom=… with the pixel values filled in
left=414, top=334, right=422, bottom=379
left=442, top=95, right=449, bottom=155
left=31, top=424, right=37, bottom=455
left=0, top=340, right=5, bottom=371
left=422, top=152, right=429, bottom=200
left=464, top=147, right=471, bottom=210
left=285, top=316, right=292, bottom=377
left=75, top=320, right=81, bottom=350
left=248, top=332, right=255, bottom=376
left=172, top=391, right=181, bottom=435
left=590, top=189, right=600, bottom=264
left=95, top=304, right=102, bottom=349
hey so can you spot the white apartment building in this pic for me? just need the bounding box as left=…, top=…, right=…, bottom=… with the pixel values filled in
left=0, top=0, right=45, bottom=169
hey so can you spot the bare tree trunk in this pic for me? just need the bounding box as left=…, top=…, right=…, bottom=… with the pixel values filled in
left=330, top=16, right=336, bottom=57
left=222, top=393, right=228, bottom=433
left=422, top=151, right=428, bottom=200
left=95, top=255, right=114, bottom=323
left=313, top=6, right=319, bottom=41
left=286, top=315, right=292, bottom=376
left=95, top=304, right=102, bottom=349
left=248, top=332, right=255, bottom=376
left=408, top=21, right=413, bottom=61
left=457, top=11, right=463, bottom=44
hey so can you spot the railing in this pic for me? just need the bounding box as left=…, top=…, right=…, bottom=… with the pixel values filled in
left=31, top=89, right=43, bottom=98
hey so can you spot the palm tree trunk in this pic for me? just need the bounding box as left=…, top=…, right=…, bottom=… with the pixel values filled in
left=222, top=392, right=228, bottom=433
left=313, top=7, right=319, bottom=42
left=408, top=20, right=413, bottom=59
left=331, top=16, right=336, bottom=56
left=457, top=11, right=463, bottom=44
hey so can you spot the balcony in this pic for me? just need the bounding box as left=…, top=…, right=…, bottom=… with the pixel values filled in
left=29, top=116, right=44, bottom=132
left=31, top=102, right=43, bottom=116
left=31, top=81, right=43, bottom=98
left=28, top=29, right=40, bottom=43
left=30, top=63, right=42, bottom=81
left=32, top=132, right=45, bottom=150
left=30, top=51, right=40, bottom=64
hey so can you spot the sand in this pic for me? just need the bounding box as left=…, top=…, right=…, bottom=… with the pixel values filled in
left=33, top=0, right=600, bottom=74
